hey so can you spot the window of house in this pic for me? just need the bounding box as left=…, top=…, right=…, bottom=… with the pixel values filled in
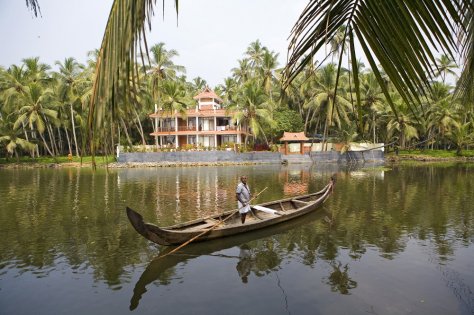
left=188, top=135, right=196, bottom=145
left=199, top=136, right=215, bottom=147
left=199, top=118, right=214, bottom=131
left=221, top=135, right=237, bottom=144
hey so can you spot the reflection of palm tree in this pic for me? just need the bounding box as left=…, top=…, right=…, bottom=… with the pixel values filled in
left=326, top=261, right=357, bottom=295
left=128, top=212, right=320, bottom=311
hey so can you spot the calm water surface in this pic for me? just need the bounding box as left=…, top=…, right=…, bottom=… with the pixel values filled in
left=0, top=163, right=473, bottom=315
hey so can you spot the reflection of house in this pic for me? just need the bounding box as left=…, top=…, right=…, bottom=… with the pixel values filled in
left=149, top=87, right=250, bottom=148
left=280, top=168, right=309, bottom=195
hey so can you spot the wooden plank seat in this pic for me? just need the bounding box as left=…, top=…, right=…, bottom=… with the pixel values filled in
left=291, top=199, right=309, bottom=207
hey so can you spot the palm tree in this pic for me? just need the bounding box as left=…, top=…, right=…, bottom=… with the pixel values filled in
left=427, top=98, right=461, bottom=149
left=359, top=72, right=386, bottom=143
left=54, top=57, right=85, bottom=157
left=232, top=59, right=252, bottom=84
left=386, top=94, right=420, bottom=149
left=450, top=122, right=474, bottom=155
left=313, top=64, right=352, bottom=150
left=13, top=83, right=58, bottom=157
left=0, top=117, right=36, bottom=161
left=329, top=26, right=349, bottom=62
left=232, top=81, right=275, bottom=146
left=147, top=43, right=185, bottom=102
left=434, top=54, right=458, bottom=83
left=190, top=77, right=207, bottom=94
left=258, top=50, right=279, bottom=99
left=22, top=57, right=51, bottom=85
left=161, top=80, right=190, bottom=116
left=245, top=40, right=267, bottom=68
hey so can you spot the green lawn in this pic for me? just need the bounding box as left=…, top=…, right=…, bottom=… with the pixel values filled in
left=0, top=155, right=116, bottom=165
left=386, top=149, right=474, bottom=158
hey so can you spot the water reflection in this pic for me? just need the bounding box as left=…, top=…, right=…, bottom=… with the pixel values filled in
left=129, top=210, right=325, bottom=311
left=1, top=163, right=474, bottom=314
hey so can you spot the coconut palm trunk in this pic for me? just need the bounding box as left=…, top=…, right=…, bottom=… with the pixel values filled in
left=39, top=132, right=55, bottom=157
left=70, top=104, right=80, bottom=157
left=64, top=126, right=72, bottom=155
left=120, top=117, right=133, bottom=147
left=133, top=108, right=146, bottom=146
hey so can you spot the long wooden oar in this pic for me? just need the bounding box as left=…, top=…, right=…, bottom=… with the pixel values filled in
left=157, top=186, right=268, bottom=259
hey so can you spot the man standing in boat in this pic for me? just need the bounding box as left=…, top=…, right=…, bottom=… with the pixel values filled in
left=236, top=176, right=251, bottom=224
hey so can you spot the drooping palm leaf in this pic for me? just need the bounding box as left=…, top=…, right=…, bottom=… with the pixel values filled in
left=25, top=0, right=41, bottom=16
left=284, top=0, right=471, bottom=117
left=87, top=0, right=178, bottom=157
left=455, top=1, right=474, bottom=103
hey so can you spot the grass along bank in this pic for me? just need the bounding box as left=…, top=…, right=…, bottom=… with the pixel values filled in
left=386, top=149, right=474, bottom=161
left=0, top=155, right=116, bottom=168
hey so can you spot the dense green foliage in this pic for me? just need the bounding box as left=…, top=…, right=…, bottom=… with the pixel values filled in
left=1, top=40, right=473, bottom=160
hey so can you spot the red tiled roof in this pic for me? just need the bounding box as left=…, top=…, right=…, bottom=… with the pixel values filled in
left=193, top=86, right=223, bottom=102
left=280, top=132, right=308, bottom=142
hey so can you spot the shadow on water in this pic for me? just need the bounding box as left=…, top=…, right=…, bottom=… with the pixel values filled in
left=129, top=207, right=333, bottom=311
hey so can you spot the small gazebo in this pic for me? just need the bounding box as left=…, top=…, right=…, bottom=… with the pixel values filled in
left=279, top=132, right=309, bottom=155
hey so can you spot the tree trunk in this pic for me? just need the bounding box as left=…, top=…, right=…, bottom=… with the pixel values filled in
left=39, top=132, right=55, bottom=157
left=321, top=117, right=329, bottom=152
left=133, top=108, right=146, bottom=146
left=64, top=126, right=72, bottom=155
left=70, top=104, right=80, bottom=157
left=57, top=126, right=63, bottom=154
left=120, top=117, right=133, bottom=147
left=372, top=112, right=376, bottom=143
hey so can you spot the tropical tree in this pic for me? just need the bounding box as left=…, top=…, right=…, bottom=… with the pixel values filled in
left=22, top=57, right=51, bottom=85
left=258, top=50, right=279, bottom=99
left=0, top=118, right=36, bottom=161
left=232, top=80, right=275, bottom=146
left=232, top=59, right=252, bottom=84
left=449, top=122, right=474, bottom=155
left=13, top=83, right=58, bottom=157
left=313, top=63, right=352, bottom=150
left=160, top=80, right=191, bottom=116
left=147, top=42, right=186, bottom=106
left=245, top=40, right=267, bottom=68
left=358, top=72, right=386, bottom=143
left=434, top=54, right=458, bottom=83
left=53, top=57, right=85, bottom=157
left=386, top=94, right=420, bottom=149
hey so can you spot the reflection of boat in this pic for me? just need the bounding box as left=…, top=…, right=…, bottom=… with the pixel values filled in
left=126, top=178, right=335, bottom=245
left=129, top=206, right=331, bottom=311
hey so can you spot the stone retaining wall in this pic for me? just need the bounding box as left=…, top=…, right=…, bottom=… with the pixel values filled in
left=117, top=151, right=282, bottom=163
left=118, top=150, right=384, bottom=164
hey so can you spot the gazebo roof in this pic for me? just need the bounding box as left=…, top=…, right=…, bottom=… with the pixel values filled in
left=279, top=132, right=309, bottom=142
left=193, top=86, right=223, bottom=102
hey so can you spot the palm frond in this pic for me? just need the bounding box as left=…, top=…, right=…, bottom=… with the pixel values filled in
left=87, top=0, right=178, bottom=155
left=284, top=0, right=468, bottom=111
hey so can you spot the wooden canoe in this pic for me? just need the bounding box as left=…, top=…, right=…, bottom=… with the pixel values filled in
left=126, top=177, right=335, bottom=246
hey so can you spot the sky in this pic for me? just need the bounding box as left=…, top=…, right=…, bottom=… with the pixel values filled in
left=0, top=0, right=312, bottom=87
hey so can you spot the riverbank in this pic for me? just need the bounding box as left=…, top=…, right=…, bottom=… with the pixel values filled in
left=1, top=150, right=473, bottom=168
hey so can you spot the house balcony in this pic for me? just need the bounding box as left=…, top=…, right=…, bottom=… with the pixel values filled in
left=151, top=125, right=244, bottom=135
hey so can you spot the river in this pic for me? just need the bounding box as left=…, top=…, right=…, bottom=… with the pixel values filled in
left=0, top=162, right=473, bottom=314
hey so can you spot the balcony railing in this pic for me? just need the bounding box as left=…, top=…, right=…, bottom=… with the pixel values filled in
left=154, top=125, right=242, bottom=132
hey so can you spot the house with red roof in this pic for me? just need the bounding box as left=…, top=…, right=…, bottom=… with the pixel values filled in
left=149, top=87, right=250, bottom=149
